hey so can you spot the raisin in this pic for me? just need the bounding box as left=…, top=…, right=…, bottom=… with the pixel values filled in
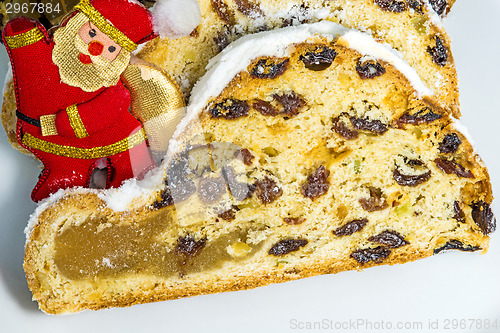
left=283, top=217, right=306, bottom=225
left=393, top=168, right=431, bottom=187
left=351, top=246, right=391, bottom=264
left=166, top=154, right=191, bottom=185
left=394, top=157, right=431, bottom=187
left=254, top=177, right=283, bottom=204
left=211, top=0, right=235, bottom=24
left=374, top=0, right=407, bottom=12
left=428, top=37, right=448, bottom=66
left=333, top=218, right=368, bottom=236
left=471, top=201, right=496, bottom=235
left=162, top=154, right=198, bottom=204
left=429, top=0, right=447, bottom=16
left=209, top=99, right=249, bottom=120
left=218, top=208, right=236, bottom=221
left=153, top=187, right=175, bottom=209
left=175, top=236, right=207, bottom=257
left=369, top=230, right=409, bottom=248
left=222, top=167, right=256, bottom=201
left=234, top=148, right=255, bottom=166
left=190, top=28, right=199, bottom=38
left=435, top=158, right=474, bottom=178
left=439, top=133, right=461, bottom=154
left=250, top=58, right=289, bottom=79
left=356, top=59, right=386, bottom=79
left=268, top=238, right=308, bottom=256
left=453, top=201, right=466, bottom=223
left=197, top=177, right=227, bottom=204
left=408, top=0, right=424, bottom=13
left=272, top=92, right=306, bottom=117
left=359, top=187, right=388, bottom=212
left=301, top=165, right=330, bottom=200
left=214, top=29, right=232, bottom=52
left=397, top=108, right=442, bottom=125
left=350, top=116, right=388, bottom=134
left=300, top=47, right=337, bottom=71
left=253, top=99, right=279, bottom=116
left=234, top=0, right=264, bottom=18
left=332, top=115, right=359, bottom=140
left=434, top=240, right=480, bottom=255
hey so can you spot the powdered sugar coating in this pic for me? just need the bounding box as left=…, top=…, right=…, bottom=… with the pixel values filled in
left=151, top=0, right=201, bottom=38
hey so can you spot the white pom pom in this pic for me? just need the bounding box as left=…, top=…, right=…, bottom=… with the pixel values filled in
left=151, top=0, right=202, bottom=39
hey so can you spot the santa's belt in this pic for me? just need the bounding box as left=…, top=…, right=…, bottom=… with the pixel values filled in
left=16, top=110, right=41, bottom=127
left=18, top=118, right=148, bottom=159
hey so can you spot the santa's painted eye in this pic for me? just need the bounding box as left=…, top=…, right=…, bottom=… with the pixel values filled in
left=89, top=29, right=97, bottom=38
left=108, top=46, right=116, bottom=53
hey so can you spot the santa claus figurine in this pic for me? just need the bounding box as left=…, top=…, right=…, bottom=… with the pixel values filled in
left=2, top=0, right=191, bottom=202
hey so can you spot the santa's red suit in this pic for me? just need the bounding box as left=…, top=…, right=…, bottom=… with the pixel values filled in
left=2, top=0, right=159, bottom=202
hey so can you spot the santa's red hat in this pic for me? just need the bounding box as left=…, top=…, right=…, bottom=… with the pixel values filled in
left=74, top=0, right=156, bottom=52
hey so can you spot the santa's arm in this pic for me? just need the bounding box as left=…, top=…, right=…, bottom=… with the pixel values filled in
left=49, top=84, right=132, bottom=138
left=2, top=17, right=52, bottom=79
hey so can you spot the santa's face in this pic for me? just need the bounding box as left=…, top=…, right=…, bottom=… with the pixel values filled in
left=52, top=12, right=131, bottom=93
left=77, top=21, right=122, bottom=62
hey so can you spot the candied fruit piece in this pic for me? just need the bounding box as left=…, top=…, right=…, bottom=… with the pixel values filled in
left=228, top=242, right=252, bottom=257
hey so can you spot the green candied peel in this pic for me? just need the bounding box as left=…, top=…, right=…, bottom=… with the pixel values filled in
left=276, top=259, right=289, bottom=267
left=395, top=201, right=413, bottom=217
left=353, top=159, right=362, bottom=174
left=411, top=16, right=428, bottom=35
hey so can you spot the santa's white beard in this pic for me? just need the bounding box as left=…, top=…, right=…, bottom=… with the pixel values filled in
left=52, top=13, right=131, bottom=93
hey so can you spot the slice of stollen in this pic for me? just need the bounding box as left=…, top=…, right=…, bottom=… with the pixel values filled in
left=140, top=0, right=459, bottom=115
left=24, top=22, right=494, bottom=314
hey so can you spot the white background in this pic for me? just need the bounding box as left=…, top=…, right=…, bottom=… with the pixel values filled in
left=0, top=1, right=499, bottom=332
